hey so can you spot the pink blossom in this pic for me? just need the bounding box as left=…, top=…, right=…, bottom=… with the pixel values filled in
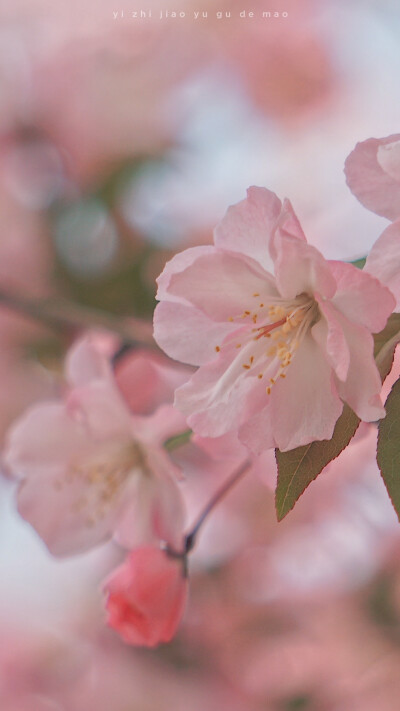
left=154, top=187, right=395, bottom=453
left=345, top=135, right=400, bottom=310
left=103, top=545, right=187, bottom=647
left=365, top=221, right=400, bottom=312
left=345, top=134, right=400, bottom=221
left=4, top=333, right=187, bottom=556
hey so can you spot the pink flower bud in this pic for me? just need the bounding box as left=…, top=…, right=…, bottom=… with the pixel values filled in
left=103, top=546, right=188, bottom=647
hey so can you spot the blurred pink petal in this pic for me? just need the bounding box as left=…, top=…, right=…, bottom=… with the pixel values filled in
left=104, top=546, right=187, bottom=647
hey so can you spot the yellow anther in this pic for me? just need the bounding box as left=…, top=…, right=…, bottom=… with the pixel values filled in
left=267, top=346, right=277, bottom=357
left=266, top=387, right=271, bottom=395
left=259, top=303, right=264, bottom=308
left=250, top=356, right=254, bottom=364
left=243, top=364, right=250, bottom=370
left=215, top=346, right=220, bottom=352
left=258, top=373, right=263, bottom=379
left=228, top=317, right=234, bottom=322
left=236, top=343, right=242, bottom=348
left=252, top=314, right=258, bottom=323
left=253, top=292, right=260, bottom=297
left=280, top=373, right=286, bottom=378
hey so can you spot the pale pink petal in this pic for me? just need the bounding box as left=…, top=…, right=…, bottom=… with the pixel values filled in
left=273, top=233, right=336, bottom=300
left=269, top=198, right=307, bottom=261
left=115, top=350, right=190, bottom=415
left=192, top=431, right=249, bottom=462
left=115, top=450, right=186, bottom=550
left=365, top=220, right=400, bottom=311
left=130, top=405, right=188, bottom=449
left=239, top=332, right=343, bottom=453
left=153, top=301, right=240, bottom=366
left=66, top=381, right=132, bottom=441
left=4, top=403, right=87, bottom=472
left=344, top=135, right=400, bottom=220
left=214, top=186, right=281, bottom=271
left=332, top=315, right=386, bottom=422
left=377, top=139, right=400, bottom=182
left=329, top=259, right=396, bottom=330
left=313, top=298, right=350, bottom=382
left=156, top=245, right=215, bottom=301
left=174, top=344, right=264, bottom=438
left=167, top=251, right=277, bottom=321
left=66, top=332, right=117, bottom=387
left=16, top=465, right=124, bottom=555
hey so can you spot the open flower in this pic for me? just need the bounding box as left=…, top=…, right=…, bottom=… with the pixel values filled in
left=104, top=546, right=187, bottom=647
left=154, top=187, right=395, bottom=453
left=4, top=333, right=188, bottom=556
left=345, top=134, right=400, bottom=221
left=345, top=135, right=400, bottom=310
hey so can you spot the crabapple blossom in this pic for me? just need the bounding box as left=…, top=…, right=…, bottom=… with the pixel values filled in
left=4, top=333, right=188, bottom=556
left=345, top=134, right=400, bottom=221
left=103, top=545, right=188, bottom=647
left=345, top=135, right=400, bottom=311
left=154, top=187, right=395, bottom=453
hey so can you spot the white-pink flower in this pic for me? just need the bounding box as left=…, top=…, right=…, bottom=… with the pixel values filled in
left=154, top=187, right=395, bottom=453
left=345, top=135, right=400, bottom=311
left=4, top=333, right=188, bottom=556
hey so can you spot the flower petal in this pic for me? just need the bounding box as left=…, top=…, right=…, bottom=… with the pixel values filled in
left=66, top=380, right=132, bottom=441
left=332, top=315, right=386, bottom=422
left=156, top=245, right=215, bottom=301
left=313, top=298, right=350, bottom=382
left=239, top=332, right=343, bottom=452
left=153, top=300, right=239, bottom=366
left=115, top=349, right=189, bottom=415
left=4, top=402, right=87, bottom=471
left=174, top=343, right=264, bottom=437
left=167, top=250, right=277, bottom=321
left=329, top=259, right=395, bottom=330
left=344, top=135, right=400, bottom=220
left=365, top=220, right=400, bottom=311
left=66, top=331, right=117, bottom=387
left=16, top=465, right=123, bottom=555
left=273, top=232, right=336, bottom=300
left=214, top=186, right=281, bottom=271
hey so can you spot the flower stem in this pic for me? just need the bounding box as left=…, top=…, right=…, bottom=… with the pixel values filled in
left=184, top=459, right=251, bottom=552
left=164, top=459, right=251, bottom=564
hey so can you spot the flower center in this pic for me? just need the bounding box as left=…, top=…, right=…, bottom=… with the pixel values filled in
left=55, top=442, right=148, bottom=527
left=215, top=293, right=318, bottom=396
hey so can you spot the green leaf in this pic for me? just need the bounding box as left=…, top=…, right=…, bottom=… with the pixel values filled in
left=377, top=377, right=400, bottom=521
left=274, top=313, right=400, bottom=522
left=275, top=405, right=360, bottom=521
left=164, top=430, right=192, bottom=452
left=350, top=256, right=366, bottom=269
left=374, top=312, right=400, bottom=382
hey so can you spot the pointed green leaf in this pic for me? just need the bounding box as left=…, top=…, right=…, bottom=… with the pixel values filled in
left=374, top=312, right=400, bottom=382
left=377, top=377, right=400, bottom=521
left=275, top=405, right=360, bottom=521
left=350, top=256, right=366, bottom=269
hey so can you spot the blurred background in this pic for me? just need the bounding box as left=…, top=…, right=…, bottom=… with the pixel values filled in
left=1, top=0, right=400, bottom=708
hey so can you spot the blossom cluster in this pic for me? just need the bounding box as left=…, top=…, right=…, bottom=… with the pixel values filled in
left=1, top=133, right=400, bottom=650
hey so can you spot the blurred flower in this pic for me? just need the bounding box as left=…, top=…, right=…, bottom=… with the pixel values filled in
left=345, top=134, right=400, bottom=221
left=345, top=135, right=400, bottom=310
left=154, top=186, right=394, bottom=452
left=4, top=333, right=188, bottom=555
left=104, top=545, right=188, bottom=647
